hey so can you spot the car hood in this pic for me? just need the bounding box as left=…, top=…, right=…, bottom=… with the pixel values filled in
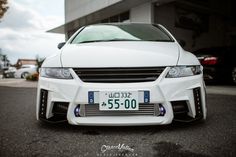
left=60, top=42, right=180, bottom=67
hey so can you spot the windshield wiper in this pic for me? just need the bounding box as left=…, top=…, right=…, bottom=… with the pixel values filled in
left=78, top=38, right=140, bottom=44
left=146, top=39, right=173, bottom=42
left=105, top=38, right=140, bottom=41
left=78, top=40, right=106, bottom=44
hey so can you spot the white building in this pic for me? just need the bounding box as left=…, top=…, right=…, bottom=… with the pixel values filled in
left=49, top=0, right=235, bottom=52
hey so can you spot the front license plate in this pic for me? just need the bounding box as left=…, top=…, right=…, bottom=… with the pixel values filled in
left=99, top=91, right=139, bottom=111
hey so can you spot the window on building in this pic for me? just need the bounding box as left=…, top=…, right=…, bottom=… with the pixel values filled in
left=101, top=19, right=109, bottom=23
left=67, top=29, right=78, bottom=39
left=110, top=15, right=119, bottom=22
left=100, top=11, right=130, bottom=23
left=120, top=11, right=129, bottom=22
left=175, top=6, right=209, bottom=32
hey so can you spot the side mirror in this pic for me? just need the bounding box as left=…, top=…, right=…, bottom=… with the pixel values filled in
left=178, top=39, right=186, bottom=48
left=57, top=42, right=66, bottom=49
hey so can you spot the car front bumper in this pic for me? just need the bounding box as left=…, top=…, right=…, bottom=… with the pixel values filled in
left=36, top=67, right=206, bottom=126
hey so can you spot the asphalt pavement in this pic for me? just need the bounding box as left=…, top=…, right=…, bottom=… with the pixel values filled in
left=0, top=80, right=235, bottom=157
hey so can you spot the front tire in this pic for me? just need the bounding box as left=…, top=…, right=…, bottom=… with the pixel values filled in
left=21, top=72, right=29, bottom=78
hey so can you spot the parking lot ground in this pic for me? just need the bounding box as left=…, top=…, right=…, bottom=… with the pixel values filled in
left=0, top=80, right=235, bottom=157
left=0, top=78, right=37, bottom=88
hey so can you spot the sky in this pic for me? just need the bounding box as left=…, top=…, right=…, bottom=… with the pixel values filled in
left=0, top=0, right=65, bottom=64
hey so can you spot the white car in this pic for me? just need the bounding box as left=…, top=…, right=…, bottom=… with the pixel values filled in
left=3, top=67, right=16, bottom=78
left=14, top=64, right=37, bottom=78
left=36, top=23, right=207, bottom=126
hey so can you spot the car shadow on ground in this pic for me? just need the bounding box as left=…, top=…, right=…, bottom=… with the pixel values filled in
left=36, top=119, right=206, bottom=136
left=35, top=120, right=211, bottom=157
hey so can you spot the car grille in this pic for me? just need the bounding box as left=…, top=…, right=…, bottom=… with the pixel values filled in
left=82, top=103, right=158, bottom=117
left=73, top=67, right=165, bottom=83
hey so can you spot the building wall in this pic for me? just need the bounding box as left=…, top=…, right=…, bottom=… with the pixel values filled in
left=154, top=2, right=230, bottom=52
left=65, top=0, right=122, bottom=23
left=130, top=2, right=153, bottom=23
left=64, top=0, right=153, bottom=39
left=63, top=0, right=233, bottom=50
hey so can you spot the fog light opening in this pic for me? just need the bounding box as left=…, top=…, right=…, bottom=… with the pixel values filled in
left=74, top=105, right=81, bottom=117
left=159, top=104, right=166, bottom=116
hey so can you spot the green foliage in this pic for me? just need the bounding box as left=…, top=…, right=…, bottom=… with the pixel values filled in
left=36, top=55, right=45, bottom=73
left=26, top=73, right=39, bottom=81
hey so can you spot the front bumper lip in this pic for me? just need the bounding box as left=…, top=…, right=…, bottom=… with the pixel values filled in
left=36, top=67, right=206, bottom=126
left=69, top=116, right=170, bottom=126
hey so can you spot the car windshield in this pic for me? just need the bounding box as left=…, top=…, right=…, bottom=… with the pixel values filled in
left=71, top=24, right=174, bottom=44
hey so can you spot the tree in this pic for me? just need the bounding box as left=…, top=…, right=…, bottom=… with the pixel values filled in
left=36, top=55, right=45, bottom=73
left=0, top=0, right=8, bottom=19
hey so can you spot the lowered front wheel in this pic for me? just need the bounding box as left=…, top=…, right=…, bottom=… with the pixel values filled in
left=21, top=72, right=29, bottom=78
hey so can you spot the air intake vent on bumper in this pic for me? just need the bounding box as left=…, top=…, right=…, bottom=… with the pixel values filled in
left=171, top=88, right=204, bottom=122
left=171, top=101, right=189, bottom=121
left=52, top=102, right=69, bottom=115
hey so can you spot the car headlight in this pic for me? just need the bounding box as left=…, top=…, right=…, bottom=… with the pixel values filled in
left=166, top=65, right=202, bottom=78
left=40, top=68, right=73, bottom=79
